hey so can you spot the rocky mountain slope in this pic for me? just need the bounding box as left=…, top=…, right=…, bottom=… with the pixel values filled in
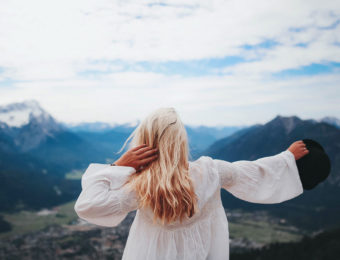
left=203, top=115, right=340, bottom=230
left=0, top=100, right=242, bottom=212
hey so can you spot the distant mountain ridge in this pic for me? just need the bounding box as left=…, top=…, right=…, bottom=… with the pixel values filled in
left=0, top=100, right=65, bottom=152
left=203, top=115, right=340, bottom=185
left=0, top=101, right=106, bottom=212
left=0, top=100, right=61, bottom=128
left=0, top=100, right=244, bottom=212
left=1, top=99, right=339, bottom=228
left=64, top=121, right=140, bottom=133
left=66, top=118, right=246, bottom=158
left=0, top=100, right=108, bottom=172
left=0, top=100, right=244, bottom=173
left=203, top=115, right=340, bottom=231
left=320, top=116, right=340, bottom=129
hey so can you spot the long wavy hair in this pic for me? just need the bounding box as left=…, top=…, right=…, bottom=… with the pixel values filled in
left=118, top=107, right=198, bottom=225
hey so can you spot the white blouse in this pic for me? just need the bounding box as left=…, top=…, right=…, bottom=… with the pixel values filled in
left=74, top=150, right=303, bottom=260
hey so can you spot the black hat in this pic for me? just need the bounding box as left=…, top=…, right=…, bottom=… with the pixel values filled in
left=296, top=139, right=331, bottom=190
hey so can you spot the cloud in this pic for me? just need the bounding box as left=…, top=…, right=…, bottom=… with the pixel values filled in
left=227, top=24, right=340, bottom=76
left=2, top=70, right=339, bottom=126
left=0, top=0, right=339, bottom=125
left=1, top=0, right=339, bottom=64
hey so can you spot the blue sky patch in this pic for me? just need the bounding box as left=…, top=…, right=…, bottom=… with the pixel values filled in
left=272, top=62, right=340, bottom=78
left=241, top=39, right=279, bottom=50
left=78, top=56, right=246, bottom=78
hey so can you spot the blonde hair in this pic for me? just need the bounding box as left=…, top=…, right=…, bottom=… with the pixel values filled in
left=118, top=107, right=198, bottom=225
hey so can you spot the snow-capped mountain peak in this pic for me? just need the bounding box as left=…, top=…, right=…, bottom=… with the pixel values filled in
left=0, top=99, right=51, bottom=127
left=0, top=99, right=65, bottom=152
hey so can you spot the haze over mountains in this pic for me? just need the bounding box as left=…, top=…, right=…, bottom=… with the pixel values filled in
left=0, top=99, right=246, bottom=172
left=0, top=100, right=244, bottom=212
left=202, top=115, right=340, bottom=231
left=0, top=99, right=339, bottom=229
left=203, top=115, right=340, bottom=186
left=0, top=99, right=340, bottom=258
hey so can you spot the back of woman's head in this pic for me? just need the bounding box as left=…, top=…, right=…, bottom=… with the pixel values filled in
left=120, top=107, right=198, bottom=225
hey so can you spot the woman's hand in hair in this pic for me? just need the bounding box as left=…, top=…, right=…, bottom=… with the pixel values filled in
left=114, top=144, right=159, bottom=172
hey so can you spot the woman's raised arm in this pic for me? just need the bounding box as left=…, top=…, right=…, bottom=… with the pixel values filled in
left=74, top=163, right=138, bottom=227
left=212, top=148, right=304, bottom=204
left=74, top=144, right=158, bottom=227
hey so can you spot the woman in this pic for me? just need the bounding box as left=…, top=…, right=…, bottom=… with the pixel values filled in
left=74, top=107, right=308, bottom=260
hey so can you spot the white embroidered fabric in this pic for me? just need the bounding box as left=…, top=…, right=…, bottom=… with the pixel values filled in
left=74, top=150, right=303, bottom=260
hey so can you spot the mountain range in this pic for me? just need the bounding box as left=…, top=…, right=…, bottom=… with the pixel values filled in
left=202, top=115, right=340, bottom=230
left=0, top=100, right=243, bottom=212
left=0, top=99, right=340, bottom=232
left=1, top=99, right=339, bottom=258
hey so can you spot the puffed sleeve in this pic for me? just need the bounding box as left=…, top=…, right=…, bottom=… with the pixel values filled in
left=74, top=163, right=138, bottom=227
left=212, top=150, right=303, bottom=204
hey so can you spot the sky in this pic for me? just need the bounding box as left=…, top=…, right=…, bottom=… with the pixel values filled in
left=0, top=0, right=339, bottom=126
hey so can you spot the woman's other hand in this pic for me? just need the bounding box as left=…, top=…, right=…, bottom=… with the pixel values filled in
left=114, top=144, right=159, bottom=172
left=287, top=140, right=309, bottom=160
